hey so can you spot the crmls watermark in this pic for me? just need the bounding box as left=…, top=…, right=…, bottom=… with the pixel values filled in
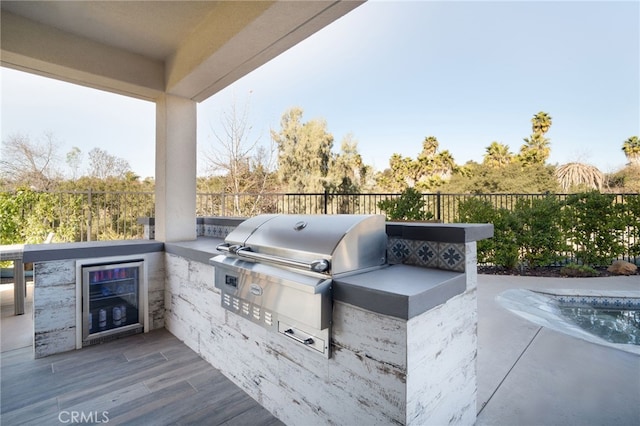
left=58, top=410, right=110, bottom=424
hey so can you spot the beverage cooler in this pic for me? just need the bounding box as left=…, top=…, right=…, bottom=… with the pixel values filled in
left=82, top=260, right=144, bottom=345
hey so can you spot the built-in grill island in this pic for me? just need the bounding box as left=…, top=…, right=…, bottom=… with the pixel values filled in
left=21, top=213, right=493, bottom=425
left=211, top=214, right=387, bottom=358
left=158, top=216, right=494, bottom=425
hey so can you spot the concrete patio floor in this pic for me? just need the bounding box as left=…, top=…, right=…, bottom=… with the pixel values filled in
left=476, top=274, right=640, bottom=426
left=1, top=274, right=639, bottom=425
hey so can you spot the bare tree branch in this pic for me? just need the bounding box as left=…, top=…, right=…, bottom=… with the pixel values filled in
left=0, top=132, right=61, bottom=189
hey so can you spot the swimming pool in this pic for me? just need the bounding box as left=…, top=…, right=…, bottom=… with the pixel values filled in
left=496, top=288, right=640, bottom=354
left=559, top=306, right=639, bottom=345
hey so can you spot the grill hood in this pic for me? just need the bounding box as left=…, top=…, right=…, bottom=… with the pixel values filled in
left=212, top=214, right=388, bottom=357
left=218, top=214, right=387, bottom=276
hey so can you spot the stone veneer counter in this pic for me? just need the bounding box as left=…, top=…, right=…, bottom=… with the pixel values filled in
left=163, top=221, right=492, bottom=425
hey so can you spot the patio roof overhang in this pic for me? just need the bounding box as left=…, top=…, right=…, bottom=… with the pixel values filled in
left=0, top=0, right=363, bottom=103
left=0, top=1, right=364, bottom=242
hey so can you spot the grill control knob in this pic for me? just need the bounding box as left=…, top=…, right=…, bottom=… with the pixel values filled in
left=310, top=259, right=330, bottom=273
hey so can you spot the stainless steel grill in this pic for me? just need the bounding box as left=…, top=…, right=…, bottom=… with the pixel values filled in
left=210, top=214, right=387, bottom=357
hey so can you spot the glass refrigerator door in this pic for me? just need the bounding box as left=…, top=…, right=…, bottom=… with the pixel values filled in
left=83, top=261, right=143, bottom=341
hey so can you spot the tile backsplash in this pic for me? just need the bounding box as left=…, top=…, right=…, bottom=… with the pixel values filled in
left=387, top=237, right=465, bottom=272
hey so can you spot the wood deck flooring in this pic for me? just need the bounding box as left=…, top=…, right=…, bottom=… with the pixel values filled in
left=0, top=329, right=283, bottom=425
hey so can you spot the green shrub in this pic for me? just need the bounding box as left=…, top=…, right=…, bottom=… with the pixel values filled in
left=559, top=263, right=599, bottom=277
left=562, top=191, right=626, bottom=266
left=457, top=198, right=519, bottom=268
left=513, top=196, right=566, bottom=267
left=377, top=187, right=434, bottom=221
left=0, top=191, right=21, bottom=245
left=623, top=194, right=640, bottom=256
left=457, top=198, right=495, bottom=264
left=0, top=188, right=83, bottom=245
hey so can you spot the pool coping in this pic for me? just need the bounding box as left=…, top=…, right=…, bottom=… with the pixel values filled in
left=496, top=288, right=640, bottom=355
left=536, top=289, right=640, bottom=309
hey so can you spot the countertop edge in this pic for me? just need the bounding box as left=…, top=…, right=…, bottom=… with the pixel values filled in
left=165, top=238, right=224, bottom=265
left=23, top=240, right=165, bottom=263
left=27, top=238, right=469, bottom=321
left=334, top=265, right=466, bottom=320
left=386, top=222, right=494, bottom=243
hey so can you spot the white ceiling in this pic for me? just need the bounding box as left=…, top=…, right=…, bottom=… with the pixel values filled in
left=1, top=1, right=363, bottom=102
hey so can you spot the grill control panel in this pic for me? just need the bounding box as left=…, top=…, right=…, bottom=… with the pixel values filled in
left=222, top=293, right=275, bottom=329
left=212, top=255, right=332, bottom=358
left=220, top=292, right=329, bottom=355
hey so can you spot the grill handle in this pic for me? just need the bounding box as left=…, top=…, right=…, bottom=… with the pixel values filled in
left=216, top=244, right=330, bottom=274
left=284, top=328, right=315, bottom=345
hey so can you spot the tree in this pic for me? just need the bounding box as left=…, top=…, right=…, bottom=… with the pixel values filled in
left=271, top=107, right=333, bottom=193
left=324, top=135, right=371, bottom=213
left=66, top=146, right=83, bottom=180
left=555, top=162, right=604, bottom=192
left=607, top=165, right=640, bottom=192
left=483, top=142, right=513, bottom=168
left=327, top=134, right=368, bottom=191
left=418, top=136, right=439, bottom=160
left=87, top=148, right=132, bottom=179
left=412, top=136, right=455, bottom=187
left=375, top=154, right=413, bottom=192
left=0, top=132, right=61, bottom=190
left=531, top=111, right=553, bottom=135
left=433, top=150, right=455, bottom=180
left=203, top=96, right=276, bottom=215
left=519, top=133, right=551, bottom=165
left=518, top=111, right=552, bottom=165
left=622, top=136, right=640, bottom=166
left=443, top=161, right=559, bottom=194
left=376, top=136, right=456, bottom=192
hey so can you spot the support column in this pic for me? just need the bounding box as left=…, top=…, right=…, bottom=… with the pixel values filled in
left=155, top=94, right=197, bottom=242
left=13, top=259, right=25, bottom=315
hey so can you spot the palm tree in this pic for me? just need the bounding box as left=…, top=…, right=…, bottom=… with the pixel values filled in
left=519, top=133, right=551, bottom=165
left=531, top=111, right=552, bottom=135
left=483, top=141, right=512, bottom=168
left=418, top=136, right=439, bottom=162
left=622, top=136, right=640, bottom=166
left=555, top=162, right=604, bottom=192
left=518, top=111, right=553, bottom=166
left=433, top=150, right=455, bottom=179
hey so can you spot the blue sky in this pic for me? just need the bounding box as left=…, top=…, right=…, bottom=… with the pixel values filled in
left=2, top=0, right=639, bottom=180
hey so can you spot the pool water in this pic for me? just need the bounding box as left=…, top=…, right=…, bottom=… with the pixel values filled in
left=496, top=289, right=640, bottom=354
left=559, top=306, right=640, bottom=346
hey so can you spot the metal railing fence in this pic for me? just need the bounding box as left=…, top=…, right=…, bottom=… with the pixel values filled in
left=196, top=191, right=638, bottom=222
left=1, top=189, right=155, bottom=243
left=2, top=189, right=638, bottom=264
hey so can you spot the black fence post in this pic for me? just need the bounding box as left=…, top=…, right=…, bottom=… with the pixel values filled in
left=436, top=191, right=442, bottom=222
left=86, top=188, right=92, bottom=242
left=324, top=190, right=329, bottom=215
